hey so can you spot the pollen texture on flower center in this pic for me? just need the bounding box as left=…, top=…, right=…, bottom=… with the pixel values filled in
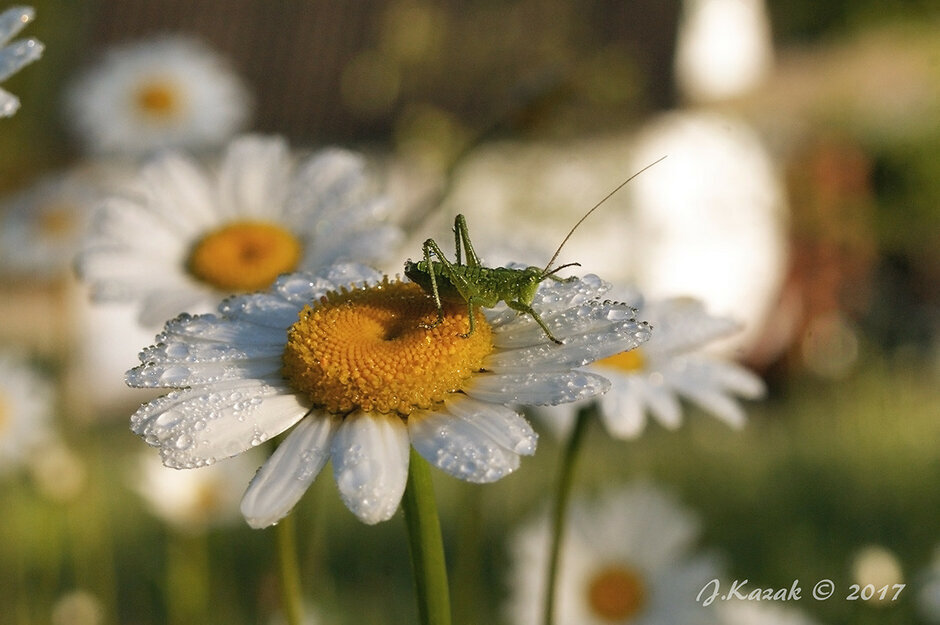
left=281, top=279, right=493, bottom=416
left=187, top=220, right=303, bottom=292
left=596, top=347, right=646, bottom=372
left=586, top=565, right=647, bottom=621
left=135, top=80, right=182, bottom=118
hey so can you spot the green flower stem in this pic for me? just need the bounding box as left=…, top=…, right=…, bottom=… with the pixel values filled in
left=402, top=447, right=452, bottom=625
left=543, top=404, right=593, bottom=625
left=276, top=513, right=305, bottom=625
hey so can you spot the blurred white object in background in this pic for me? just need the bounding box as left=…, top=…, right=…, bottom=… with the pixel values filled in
left=674, top=0, right=774, bottom=103
left=132, top=448, right=264, bottom=533
left=625, top=110, right=789, bottom=356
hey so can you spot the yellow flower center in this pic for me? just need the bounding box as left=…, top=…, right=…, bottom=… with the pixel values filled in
left=187, top=220, right=303, bottom=292
left=595, top=347, right=646, bottom=372
left=586, top=565, right=647, bottom=622
left=282, top=279, right=493, bottom=416
left=134, top=79, right=183, bottom=119
left=37, top=204, right=76, bottom=239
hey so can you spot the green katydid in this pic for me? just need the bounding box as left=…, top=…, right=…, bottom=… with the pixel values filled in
left=404, top=156, right=666, bottom=344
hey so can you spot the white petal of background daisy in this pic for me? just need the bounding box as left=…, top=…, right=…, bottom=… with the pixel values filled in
left=505, top=482, right=722, bottom=625
left=132, top=448, right=264, bottom=533
left=77, top=134, right=404, bottom=327
left=0, top=349, right=54, bottom=475
left=536, top=293, right=765, bottom=439
left=127, top=262, right=650, bottom=526
left=64, top=35, right=251, bottom=155
left=0, top=6, right=43, bottom=118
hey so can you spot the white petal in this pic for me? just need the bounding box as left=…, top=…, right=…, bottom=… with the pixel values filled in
left=131, top=380, right=310, bottom=468
left=331, top=412, right=409, bottom=524
left=286, top=148, right=368, bottom=221
left=681, top=386, right=748, bottom=429
left=642, top=297, right=741, bottom=356
left=139, top=154, right=219, bottom=234
left=409, top=408, right=521, bottom=483
left=157, top=312, right=286, bottom=347
left=217, top=135, right=292, bottom=220
left=218, top=292, right=302, bottom=329
left=464, top=370, right=610, bottom=406
left=128, top=355, right=283, bottom=388
left=442, top=395, right=537, bottom=455
left=240, top=412, right=340, bottom=528
left=703, top=358, right=767, bottom=399
left=598, top=385, right=649, bottom=439
left=643, top=382, right=684, bottom=430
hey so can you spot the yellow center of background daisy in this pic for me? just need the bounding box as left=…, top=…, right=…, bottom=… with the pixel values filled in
left=282, top=280, right=493, bottom=415
left=37, top=204, right=76, bottom=239
left=187, top=220, right=303, bottom=292
left=586, top=565, right=647, bottom=621
left=595, top=347, right=646, bottom=372
left=135, top=79, right=182, bottom=118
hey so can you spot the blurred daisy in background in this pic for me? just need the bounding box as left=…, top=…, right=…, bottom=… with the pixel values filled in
left=0, top=349, right=54, bottom=475
left=717, top=601, right=823, bottom=625
left=77, top=135, right=403, bottom=327
left=127, top=262, right=650, bottom=527
left=65, top=35, right=251, bottom=156
left=535, top=293, right=765, bottom=439
left=0, top=5, right=43, bottom=117
left=0, top=171, right=101, bottom=281
left=505, top=482, right=721, bottom=625
left=132, top=448, right=263, bottom=533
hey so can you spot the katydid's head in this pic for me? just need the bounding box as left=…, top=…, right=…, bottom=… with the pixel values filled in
left=539, top=155, right=667, bottom=278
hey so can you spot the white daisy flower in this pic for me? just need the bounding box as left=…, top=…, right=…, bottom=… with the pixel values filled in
left=132, top=448, right=262, bottom=533
left=717, top=602, right=823, bottom=625
left=0, top=350, right=54, bottom=475
left=536, top=294, right=765, bottom=439
left=0, top=171, right=101, bottom=280
left=127, top=262, right=651, bottom=526
left=0, top=6, right=43, bottom=118
left=505, top=482, right=721, bottom=625
left=77, top=134, right=404, bottom=327
left=65, top=35, right=251, bottom=155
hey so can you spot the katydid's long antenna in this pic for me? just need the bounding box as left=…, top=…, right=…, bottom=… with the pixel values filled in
left=541, top=155, right=667, bottom=275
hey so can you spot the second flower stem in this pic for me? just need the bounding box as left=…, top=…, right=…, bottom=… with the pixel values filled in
left=543, top=404, right=593, bottom=625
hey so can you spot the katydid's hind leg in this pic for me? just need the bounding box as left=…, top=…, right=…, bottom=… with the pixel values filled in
left=508, top=300, right=563, bottom=344
left=454, top=214, right=482, bottom=268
